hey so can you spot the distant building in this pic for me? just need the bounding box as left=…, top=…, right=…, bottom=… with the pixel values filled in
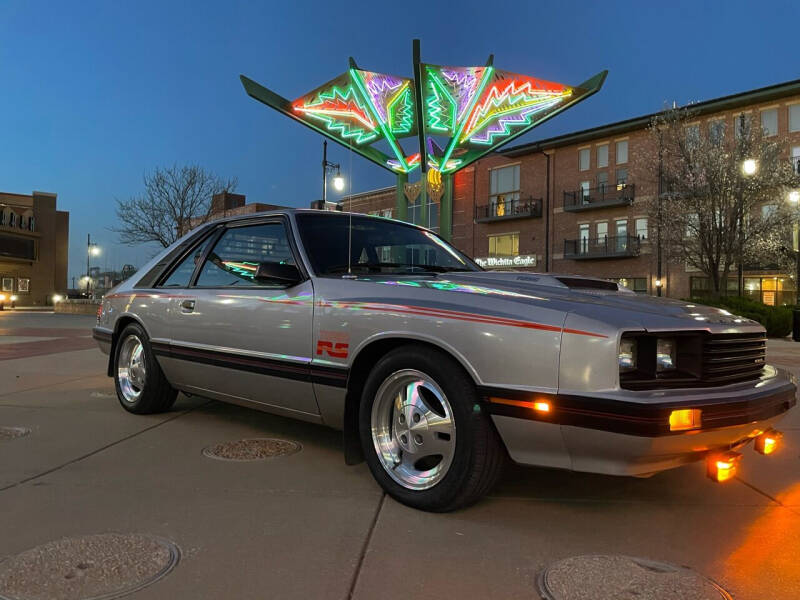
left=0, top=190, right=69, bottom=305
left=88, top=264, right=138, bottom=296
left=341, top=77, right=800, bottom=305
left=185, top=192, right=289, bottom=231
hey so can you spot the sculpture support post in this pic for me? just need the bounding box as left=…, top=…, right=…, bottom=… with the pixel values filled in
left=440, top=173, right=453, bottom=240
left=395, top=172, right=408, bottom=221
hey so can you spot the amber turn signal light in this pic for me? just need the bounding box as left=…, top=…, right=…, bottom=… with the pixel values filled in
left=706, top=452, right=741, bottom=483
left=669, top=408, right=702, bottom=431
left=754, top=430, right=782, bottom=455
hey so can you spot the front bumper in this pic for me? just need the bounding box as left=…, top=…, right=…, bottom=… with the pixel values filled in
left=484, top=369, right=797, bottom=476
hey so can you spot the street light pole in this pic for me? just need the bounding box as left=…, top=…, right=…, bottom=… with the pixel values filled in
left=656, top=130, right=663, bottom=297
left=321, top=139, right=343, bottom=207
left=86, top=233, right=91, bottom=296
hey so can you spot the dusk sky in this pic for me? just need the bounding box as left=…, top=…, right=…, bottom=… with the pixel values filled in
left=1, top=0, right=798, bottom=285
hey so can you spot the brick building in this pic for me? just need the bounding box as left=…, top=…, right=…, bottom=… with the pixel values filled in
left=0, top=190, right=69, bottom=306
left=340, top=78, right=800, bottom=305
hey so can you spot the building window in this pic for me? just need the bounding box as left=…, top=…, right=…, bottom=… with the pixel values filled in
left=381, top=209, right=392, bottom=218
left=579, top=148, right=590, bottom=171
left=615, top=168, right=628, bottom=187
left=709, top=119, right=726, bottom=145
left=761, top=108, right=778, bottom=137
left=790, top=104, right=800, bottom=133
left=0, top=211, right=4, bottom=225
left=685, top=124, right=700, bottom=147
left=1, top=277, right=12, bottom=292
left=488, top=233, right=519, bottom=257
left=579, top=224, right=589, bottom=253
left=597, top=171, right=608, bottom=191
left=17, top=278, right=30, bottom=293
left=735, top=114, right=752, bottom=139
left=8, top=213, right=15, bottom=228
left=792, top=146, right=800, bottom=175
left=616, top=140, right=628, bottom=164
left=596, top=221, right=608, bottom=239
left=580, top=180, right=591, bottom=199
left=616, top=278, right=647, bottom=293
left=762, top=204, right=778, bottom=220
left=635, top=218, right=648, bottom=240
left=597, top=144, right=608, bottom=168
left=490, top=164, right=520, bottom=215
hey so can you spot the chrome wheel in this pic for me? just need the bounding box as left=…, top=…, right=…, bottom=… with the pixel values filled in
left=371, top=369, right=456, bottom=490
left=118, top=335, right=147, bottom=403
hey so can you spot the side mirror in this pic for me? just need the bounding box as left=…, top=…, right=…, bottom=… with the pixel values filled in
left=255, top=262, right=302, bottom=285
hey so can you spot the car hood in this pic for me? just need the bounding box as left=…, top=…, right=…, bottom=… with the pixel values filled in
left=373, top=271, right=760, bottom=329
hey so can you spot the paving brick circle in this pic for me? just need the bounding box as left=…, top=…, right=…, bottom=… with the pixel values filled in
left=538, top=555, right=732, bottom=600
left=202, top=438, right=301, bottom=461
left=0, top=533, right=179, bottom=600
left=0, top=427, right=31, bottom=441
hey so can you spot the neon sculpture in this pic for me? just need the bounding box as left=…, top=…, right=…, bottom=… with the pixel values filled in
left=240, top=41, right=606, bottom=238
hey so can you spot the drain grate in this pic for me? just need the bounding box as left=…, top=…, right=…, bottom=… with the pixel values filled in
left=202, top=438, right=301, bottom=461
left=0, top=427, right=31, bottom=442
left=0, top=533, right=179, bottom=600
left=538, top=555, right=732, bottom=600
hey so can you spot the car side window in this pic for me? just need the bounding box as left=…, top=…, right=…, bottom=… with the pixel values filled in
left=194, top=222, right=296, bottom=287
left=159, top=235, right=216, bottom=288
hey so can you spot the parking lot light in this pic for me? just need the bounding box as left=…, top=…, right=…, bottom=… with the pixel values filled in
left=754, top=430, right=782, bottom=455
left=707, top=452, right=741, bottom=483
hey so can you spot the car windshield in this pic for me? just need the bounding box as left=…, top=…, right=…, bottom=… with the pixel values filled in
left=295, top=213, right=481, bottom=276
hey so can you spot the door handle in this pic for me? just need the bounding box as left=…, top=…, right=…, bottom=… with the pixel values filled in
left=180, top=299, right=195, bottom=312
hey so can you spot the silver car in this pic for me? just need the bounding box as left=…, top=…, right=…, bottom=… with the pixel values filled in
left=93, top=210, right=797, bottom=511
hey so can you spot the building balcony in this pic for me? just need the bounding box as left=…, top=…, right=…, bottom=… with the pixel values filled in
left=563, top=183, right=635, bottom=212
left=475, top=197, right=542, bottom=223
left=563, top=235, right=641, bottom=259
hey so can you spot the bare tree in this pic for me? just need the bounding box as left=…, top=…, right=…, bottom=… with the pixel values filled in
left=114, top=164, right=238, bottom=247
left=635, top=107, right=800, bottom=297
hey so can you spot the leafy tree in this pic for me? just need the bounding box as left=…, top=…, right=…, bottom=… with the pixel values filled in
left=635, top=107, right=800, bottom=297
left=114, top=164, right=238, bottom=247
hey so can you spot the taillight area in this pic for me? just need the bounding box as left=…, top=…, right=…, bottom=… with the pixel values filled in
left=96, top=303, right=103, bottom=322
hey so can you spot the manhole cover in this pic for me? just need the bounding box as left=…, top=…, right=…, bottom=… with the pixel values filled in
left=0, top=533, right=179, bottom=600
left=0, top=427, right=30, bottom=441
left=202, top=438, right=301, bottom=461
left=538, top=555, right=732, bottom=600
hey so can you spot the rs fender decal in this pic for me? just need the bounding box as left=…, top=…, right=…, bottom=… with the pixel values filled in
left=317, top=301, right=607, bottom=338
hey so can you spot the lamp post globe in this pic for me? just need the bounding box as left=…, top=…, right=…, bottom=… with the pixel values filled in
left=742, top=159, right=758, bottom=176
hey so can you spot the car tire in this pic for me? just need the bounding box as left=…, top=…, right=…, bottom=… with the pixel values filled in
left=359, top=345, right=505, bottom=512
left=113, top=323, right=177, bottom=414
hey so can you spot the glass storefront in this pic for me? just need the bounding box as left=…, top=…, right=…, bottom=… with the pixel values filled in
left=690, top=276, right=797, bottom=306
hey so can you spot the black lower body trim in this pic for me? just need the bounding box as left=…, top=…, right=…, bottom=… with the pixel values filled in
left=479, top=382, right=797, bottom=437
left=151, top=342, right=348, bottom=388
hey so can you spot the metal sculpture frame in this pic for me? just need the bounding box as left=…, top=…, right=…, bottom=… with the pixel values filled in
left=240, top=40, right=607, bottom=239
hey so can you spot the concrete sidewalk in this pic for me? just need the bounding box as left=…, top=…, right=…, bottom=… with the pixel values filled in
left=1, top=313, right=799, bottom=599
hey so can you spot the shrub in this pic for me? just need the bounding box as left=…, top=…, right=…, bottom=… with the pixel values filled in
left=688, top=296, right=793, bottom=337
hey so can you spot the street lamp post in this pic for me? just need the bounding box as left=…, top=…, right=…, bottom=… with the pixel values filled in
left=321, top=140, right=344, bottom=206
left=737, top=113, right=757, bottom=296
left=790, top=191, right=800, bottom=306
left=86, top=234, right=100, bottom=297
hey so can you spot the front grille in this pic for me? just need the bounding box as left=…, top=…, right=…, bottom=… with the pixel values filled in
left=702, top=332, right=766, bottom=385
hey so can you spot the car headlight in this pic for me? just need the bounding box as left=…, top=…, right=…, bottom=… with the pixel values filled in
left=619, top=338, right=637, bottom=371
left=52, top=294, right=63, bottom=303
left=656, top=338, right=676, bottom=371
left=0, top=294, right=5, bottom=301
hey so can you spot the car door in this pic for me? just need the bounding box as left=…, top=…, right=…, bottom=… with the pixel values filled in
left=167, top=217, right=319, bottom=418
